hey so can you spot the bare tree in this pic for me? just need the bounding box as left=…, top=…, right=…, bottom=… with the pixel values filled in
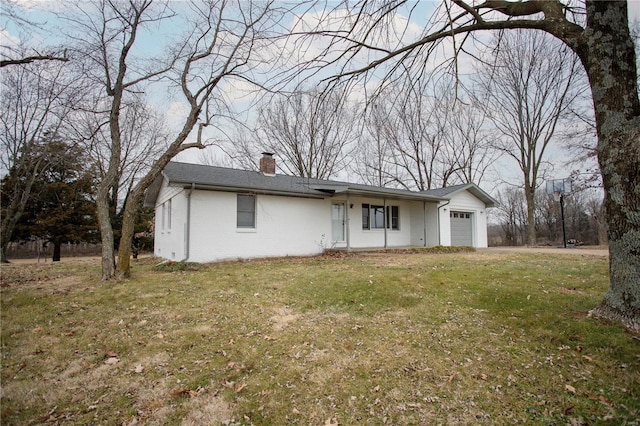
left=494, top=186, right=527, bottom=246
left=0, top=57, right=79, bottom=262
left=62, top=0, right=176, bottom=279
left=304, top=1, right=640, bottom=330
left=254, top=89, right=356, bottom=179
left=436, top=89, right=497, bottom=186
left=386, top=78, right=449, bottom=190
left=67, top=93, right=169, bottom=259
left=355, top=76, right=494, bottom=190
left=474, top=30, right=583, bottom=246
left=63, top=0, right=289, bottom=279
left=0, top=1, right=68, bottom=68
left=352, top=99, right=398, bottom=187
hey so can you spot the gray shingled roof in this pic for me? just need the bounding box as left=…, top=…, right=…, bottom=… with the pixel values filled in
left=422, top=183, right=498, bottom=207
left=145, top=161, right=496, bottom=207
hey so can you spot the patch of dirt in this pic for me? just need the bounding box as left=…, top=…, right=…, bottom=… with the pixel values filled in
left=180, top=394, right=232, bottom=426
left=270, top=307, right=300, bottom=332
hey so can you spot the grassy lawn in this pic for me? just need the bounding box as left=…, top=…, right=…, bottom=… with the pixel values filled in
left=1, top=251, right=638, bottom=425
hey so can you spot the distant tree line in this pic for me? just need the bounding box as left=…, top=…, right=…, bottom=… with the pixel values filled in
left=489, top=187, right=606, bottom=247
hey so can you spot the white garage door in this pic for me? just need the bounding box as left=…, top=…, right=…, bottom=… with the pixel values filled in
left=450, top=211, right=473, bottom=246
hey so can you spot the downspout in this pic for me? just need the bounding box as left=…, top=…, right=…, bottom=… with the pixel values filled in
left=346, top=194, right=351, bottom=251
left=181, top=183, right=195, bottom=261
left=437, top=200, right=450, bottom=246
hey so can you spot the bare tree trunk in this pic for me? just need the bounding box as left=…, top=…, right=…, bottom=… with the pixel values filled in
left=574, top=1, right=640, bottom=331
left=52, top=237, right=61, bottom=262
left=115, top=189, right=142, bottom=279
left=524, top=182, right=536, bottom=246
left=96, top=194, right=116, bottom=279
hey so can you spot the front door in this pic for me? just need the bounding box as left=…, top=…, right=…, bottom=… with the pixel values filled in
left=331, top=203, right=345, bottom=242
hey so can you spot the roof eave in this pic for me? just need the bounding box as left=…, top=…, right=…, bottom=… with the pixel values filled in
left=170, top=181, right=328, bottom=199
left=343, top=187, right=445, bottom=202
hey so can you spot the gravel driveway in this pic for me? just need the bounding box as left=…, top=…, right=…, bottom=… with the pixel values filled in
left=480, top=246, right=609, bottom=257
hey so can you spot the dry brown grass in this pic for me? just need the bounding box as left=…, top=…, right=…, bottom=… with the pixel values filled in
left=1, top=251, right=638, bottom=425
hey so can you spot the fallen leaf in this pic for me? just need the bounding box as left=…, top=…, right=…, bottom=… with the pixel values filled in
left=480, top=373, right=488, bottom=381
left=104, top=357, right=119, bottom=365
left=170, top=388, right=193, bottom=397
left=134, top=364, right=144, bottom=373
left=236, top=383, right=247, bottom=393
left=565, top=384, right=576, bottom=394
left=598, top=395, right=612, bottom=406
left=107, top=350, right=118, bottom=358
left=324, top=418, right=339, bottom=426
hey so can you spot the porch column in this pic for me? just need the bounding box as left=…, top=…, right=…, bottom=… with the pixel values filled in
left=346, top=194, right=351, bottom=251
left=423, top=200, right=427, bottom=247
left=383, top=198, right=388, bottom=248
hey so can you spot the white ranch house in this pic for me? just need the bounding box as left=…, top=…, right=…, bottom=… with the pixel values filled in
left=145, top=154, right=497, bottom=263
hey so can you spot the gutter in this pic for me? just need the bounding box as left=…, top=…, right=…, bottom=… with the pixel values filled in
left=437, top=200, right=450, bottom=246
left=168, top=182, right=446, bottom=203
left=174, top=183, right=327, bottom=200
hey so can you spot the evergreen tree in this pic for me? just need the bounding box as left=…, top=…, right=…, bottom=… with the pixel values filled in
left=10, top=138, right=97, bottom=261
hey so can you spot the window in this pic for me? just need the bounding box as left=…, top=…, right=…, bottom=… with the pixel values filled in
left=237, top=194, right=256, bottom=228
left=362, top=204, right=370, bottom=229
left=362, top=203, right=399, bottom=230
left=371, top=205, right=385, bottom=229
left=389, top=205, right=399, bottom=229
left=161, top=199, right=172, bottom=230
left=167, top=199, right=172, bottom=230
left=451, top=212, right=471, bottom=219
left=161, top=203, right=166, bottom=230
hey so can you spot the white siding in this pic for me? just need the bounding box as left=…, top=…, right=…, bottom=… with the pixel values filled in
left=409, top=202, right=426, bottom=247
left=186, top=191, right=331, bottom=262
left=425, top=203, right=440, bottom=246
left=154, top=182, right=187, bottom=261
left=342, top=197, right=434, bottom=249
left=152, top=178, right=491, bottom=262
left=439, top=191, right=489, bottom=248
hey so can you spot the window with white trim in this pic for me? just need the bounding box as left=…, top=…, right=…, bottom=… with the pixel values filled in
left=237, top=194, right=256, bottom=228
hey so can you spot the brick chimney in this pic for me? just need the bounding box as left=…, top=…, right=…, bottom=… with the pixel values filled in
left=259, top=152, right=276, bottom=176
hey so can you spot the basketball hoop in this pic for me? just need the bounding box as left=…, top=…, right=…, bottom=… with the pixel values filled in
left=546, top=178, right=573, bottom=248
left=545, top=178, right=572, bottom=197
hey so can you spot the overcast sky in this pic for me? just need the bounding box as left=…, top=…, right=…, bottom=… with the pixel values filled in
left=2, top=0, right=639, bottom=195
